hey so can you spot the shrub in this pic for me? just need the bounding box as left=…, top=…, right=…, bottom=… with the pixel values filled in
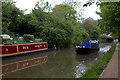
left=23, top=34, right=34, bottom=42
left=2, top=39, right=7, bottom=43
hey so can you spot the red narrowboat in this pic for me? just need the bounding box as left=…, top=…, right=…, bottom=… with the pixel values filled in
left=0, top=42, right=48, bottom=57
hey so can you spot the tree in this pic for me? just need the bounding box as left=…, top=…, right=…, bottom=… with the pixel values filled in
left=23, top=34, right=34, bottom=42
left=2, top=2, right=22, bottom=35
left=34, top=0, right=52, bottom=12
left=83, top=0, right=101, bottom=7
left=38, top=18, right=74, bottom=48
left=0, top=0, right=15, bottom=3
left=97, top=2, right=120, bottom=42
left=30, top=4, right=74, bottom=48
left=52, top=4, right=77, bottom=22
left=31, top=8, right=51, bottom=37
left=82, top=17, right=100, bottom=40
left=72, top=23, right=90, bottom=46
left=16, top=14, right=38, bottom=35
left=62, top=0, right=84, bottom=22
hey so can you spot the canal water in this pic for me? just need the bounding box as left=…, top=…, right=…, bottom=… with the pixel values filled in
left=2, top=43, right=114, bottom=78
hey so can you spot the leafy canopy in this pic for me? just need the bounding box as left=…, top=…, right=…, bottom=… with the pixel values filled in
left=97, top=2, right=120, bottom=41
left=52, top=4, right=77, bottom=22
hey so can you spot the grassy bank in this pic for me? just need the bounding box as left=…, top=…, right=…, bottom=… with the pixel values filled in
left=80, top=42, right=117, bottom=79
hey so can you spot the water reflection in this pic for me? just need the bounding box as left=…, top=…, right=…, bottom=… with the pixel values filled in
left=99, top=46, right=111, bottom=53
left=3, top=48, right=76, bottom=78
left=2, top=50, right=56, bottom=65
left=2, top=50, right=56, bottom=75
left=76, top=51, right=99, bottom=62
left=99, top=43, right=113, bottom=53
left=74, top=52, right=99, bottom=78
left=74, top=63, right=87, bottom=78
left=98, top=43, right=113, bottom=58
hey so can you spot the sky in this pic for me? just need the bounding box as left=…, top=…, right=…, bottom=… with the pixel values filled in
left=15, top=0, right=100, bottom=20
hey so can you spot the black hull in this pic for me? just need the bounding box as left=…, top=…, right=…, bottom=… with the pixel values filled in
left=76, top=48, right=99, bottom=54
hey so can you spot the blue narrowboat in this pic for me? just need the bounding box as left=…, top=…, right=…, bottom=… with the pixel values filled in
left=76, top=40, right=99, bottom=53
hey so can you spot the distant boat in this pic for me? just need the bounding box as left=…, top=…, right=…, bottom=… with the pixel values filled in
left=76, top=40, right=99, bottom=54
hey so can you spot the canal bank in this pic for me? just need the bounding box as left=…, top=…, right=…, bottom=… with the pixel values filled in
left=99, top=42, right=120, bottom=79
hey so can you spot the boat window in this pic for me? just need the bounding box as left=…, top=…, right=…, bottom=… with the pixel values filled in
left=40, top=45, right=42, bottom=47
left=35, top=45, right=42, bottom=48
left=35, top=46, right=38, bottom=47
left=23, top=46, right=26, bottom=49
left=27, top=46, right=29, bottom=49
left=6, top=49, right=8, bottom=51
left=44, top=45, right=45, bottom=47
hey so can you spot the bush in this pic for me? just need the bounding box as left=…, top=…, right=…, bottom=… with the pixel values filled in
left=23, top=34, right=34, bottom=42
left=2, top=39, right=7, bottom=43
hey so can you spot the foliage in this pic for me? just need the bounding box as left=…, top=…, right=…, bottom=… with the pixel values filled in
left=34, top=0, right=52, bottom=12
left=2, top=2, right=23, bottom=37
left=52, top=4, right=77, bottom=22
left=72, top=23, right=90, bottom=46
left=90, top=29, right=100, bottom=40
left=2, top=39, right=7, bottom=43
left=23, top=34, right=34, bottom=42
left=80, top=43, right=117, bottom=79
left=16, top=14, right=38, bottom=35
left=82, top=17, right=100, bottom=40
left=97, top=2, right=120, bottom=42
left=83, top=0, right=101, bottom=7
left=62, top=0, right=84, bottom=22
left=38, top=17, right=74, bottom=48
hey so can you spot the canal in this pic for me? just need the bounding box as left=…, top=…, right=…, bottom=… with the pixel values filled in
left=2, top=43, right=114, bottom=78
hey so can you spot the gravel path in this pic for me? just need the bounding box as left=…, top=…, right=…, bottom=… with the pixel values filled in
left=100, top=43, right=120, bottom=79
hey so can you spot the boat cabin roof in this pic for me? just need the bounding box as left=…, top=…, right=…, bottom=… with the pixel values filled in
left=81, top=40, right=99, bottom=48
left=89, top=40, right=99, bottom=44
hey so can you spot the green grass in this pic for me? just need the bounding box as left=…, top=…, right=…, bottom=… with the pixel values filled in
left=80, top=42, right=117, bottom=79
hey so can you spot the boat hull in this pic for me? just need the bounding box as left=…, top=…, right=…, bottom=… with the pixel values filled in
left=0, top=42, right=48, bottom=57
left=76, top=48, right=99, bottom=54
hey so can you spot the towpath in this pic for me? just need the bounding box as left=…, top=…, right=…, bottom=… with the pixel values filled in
left=99, top=42, right=120, bottom=80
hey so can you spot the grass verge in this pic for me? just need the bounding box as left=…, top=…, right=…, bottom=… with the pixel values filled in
left=80, top=42, right=117, bottom=79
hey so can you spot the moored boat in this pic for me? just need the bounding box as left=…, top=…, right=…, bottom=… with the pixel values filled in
left=76, top=40, right=99, bottom=54
left=0, top=42, right=48, bottom=57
